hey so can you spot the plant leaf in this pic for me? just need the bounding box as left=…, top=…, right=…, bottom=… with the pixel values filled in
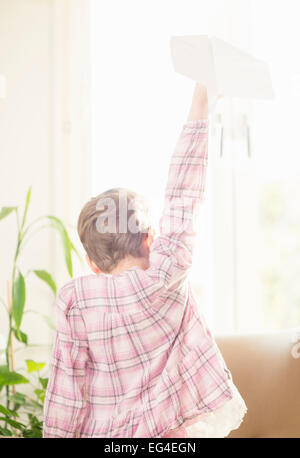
left=39, top=377, right=48, bottom=390
left=13, top=328, right=28, bottom=345
left=47, top=216, right=74, bottom=277
left=0, top=417, right=25, bottom=430
left=22, top=414, right=43, bottom=437
left=22, top=428, right=42, bottom=438
left=0, top=426, right=13, bottom=436
left=70, top=240, right=81, bottom=263
left=0, top=207, right=16, bottom=221
left=24, top=399, right=43, bottom=411
left=0, top=404, right=17, bottom=418
left=12, top=271, right=26, bottom=330
left=7, top=393, right=42, bottom=412
left=26, top=360, right=45, bottom=373
left=7, top=393, right=27, bottom=408
left=33, top=269, right=57, bottom=295
left=34, top=389, right=45, bottom=403
left=0, top=366, right=29, bottom=391
left=21, top=186, right=32, bottom=230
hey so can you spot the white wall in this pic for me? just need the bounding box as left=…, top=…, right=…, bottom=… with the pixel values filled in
left=0, top=0, right=54, bottom=362
left=0, top=0, right=91, bottom=369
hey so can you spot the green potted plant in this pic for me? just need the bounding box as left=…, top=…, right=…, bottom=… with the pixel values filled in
left=0, top=187, right=79, bottom=437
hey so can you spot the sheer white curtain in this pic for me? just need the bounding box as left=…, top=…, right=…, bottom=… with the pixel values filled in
left=51, top=0, right=91, bottom=282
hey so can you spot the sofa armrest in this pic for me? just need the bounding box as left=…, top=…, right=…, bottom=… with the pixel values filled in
left=216, top=329, right=300, bottom=438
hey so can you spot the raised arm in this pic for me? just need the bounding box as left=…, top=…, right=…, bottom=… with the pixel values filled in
left=140, top=84, right=210, bottom=300
left=186, top=83, right=208, bottom=122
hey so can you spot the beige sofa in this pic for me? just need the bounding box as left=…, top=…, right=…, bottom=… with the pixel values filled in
left=216, top=329, right=300, bottom=438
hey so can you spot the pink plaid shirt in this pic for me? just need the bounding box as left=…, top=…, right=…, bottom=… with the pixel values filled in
left=43, top=120, right=243, bottom=438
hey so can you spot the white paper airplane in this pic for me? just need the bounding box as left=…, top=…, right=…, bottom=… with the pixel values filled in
left=170, top=35, right=274, bottom=101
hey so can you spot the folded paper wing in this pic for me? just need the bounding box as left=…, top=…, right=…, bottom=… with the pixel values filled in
left=170, top=35, right=274, bottom=102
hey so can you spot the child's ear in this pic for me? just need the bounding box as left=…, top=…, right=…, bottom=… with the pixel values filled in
left=86, top=254, right=102, bottom=274
left=146, top=227, right=156, bottom=248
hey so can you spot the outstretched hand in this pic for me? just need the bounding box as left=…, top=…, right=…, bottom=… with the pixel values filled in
left=187, top=83, right=208, bottom=122
left=187, top=83, right=223, bottom=122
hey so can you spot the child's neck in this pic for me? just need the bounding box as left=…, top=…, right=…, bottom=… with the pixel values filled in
left=109, top=256, right=149, bottom=275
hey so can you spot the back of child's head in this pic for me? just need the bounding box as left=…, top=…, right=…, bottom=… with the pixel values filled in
left=77, top=188, right=151, bottom=273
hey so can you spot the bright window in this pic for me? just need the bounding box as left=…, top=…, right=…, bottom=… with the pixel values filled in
left=90, top=0, right=300, bottom=335
left=249, top=0, right=300, bottom=330
left=90, top=0, right=228, bottom=331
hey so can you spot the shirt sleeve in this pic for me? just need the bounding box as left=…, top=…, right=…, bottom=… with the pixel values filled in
left=43, top=282, right=89, bottom=438
left=143, top=119, right=209, bottom=300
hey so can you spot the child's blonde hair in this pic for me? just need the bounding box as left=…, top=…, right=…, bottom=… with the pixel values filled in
left=77, top=188, right=150, bottom=273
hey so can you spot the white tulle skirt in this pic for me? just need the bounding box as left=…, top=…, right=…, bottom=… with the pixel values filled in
left=163, top=380, right=247, bottom=438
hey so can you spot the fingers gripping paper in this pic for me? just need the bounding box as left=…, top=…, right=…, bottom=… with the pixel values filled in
left=170, top=35, right=274, bottom=104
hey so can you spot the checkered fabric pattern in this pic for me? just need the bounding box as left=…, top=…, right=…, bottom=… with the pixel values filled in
left=43, top=120, right=236, bottom=438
